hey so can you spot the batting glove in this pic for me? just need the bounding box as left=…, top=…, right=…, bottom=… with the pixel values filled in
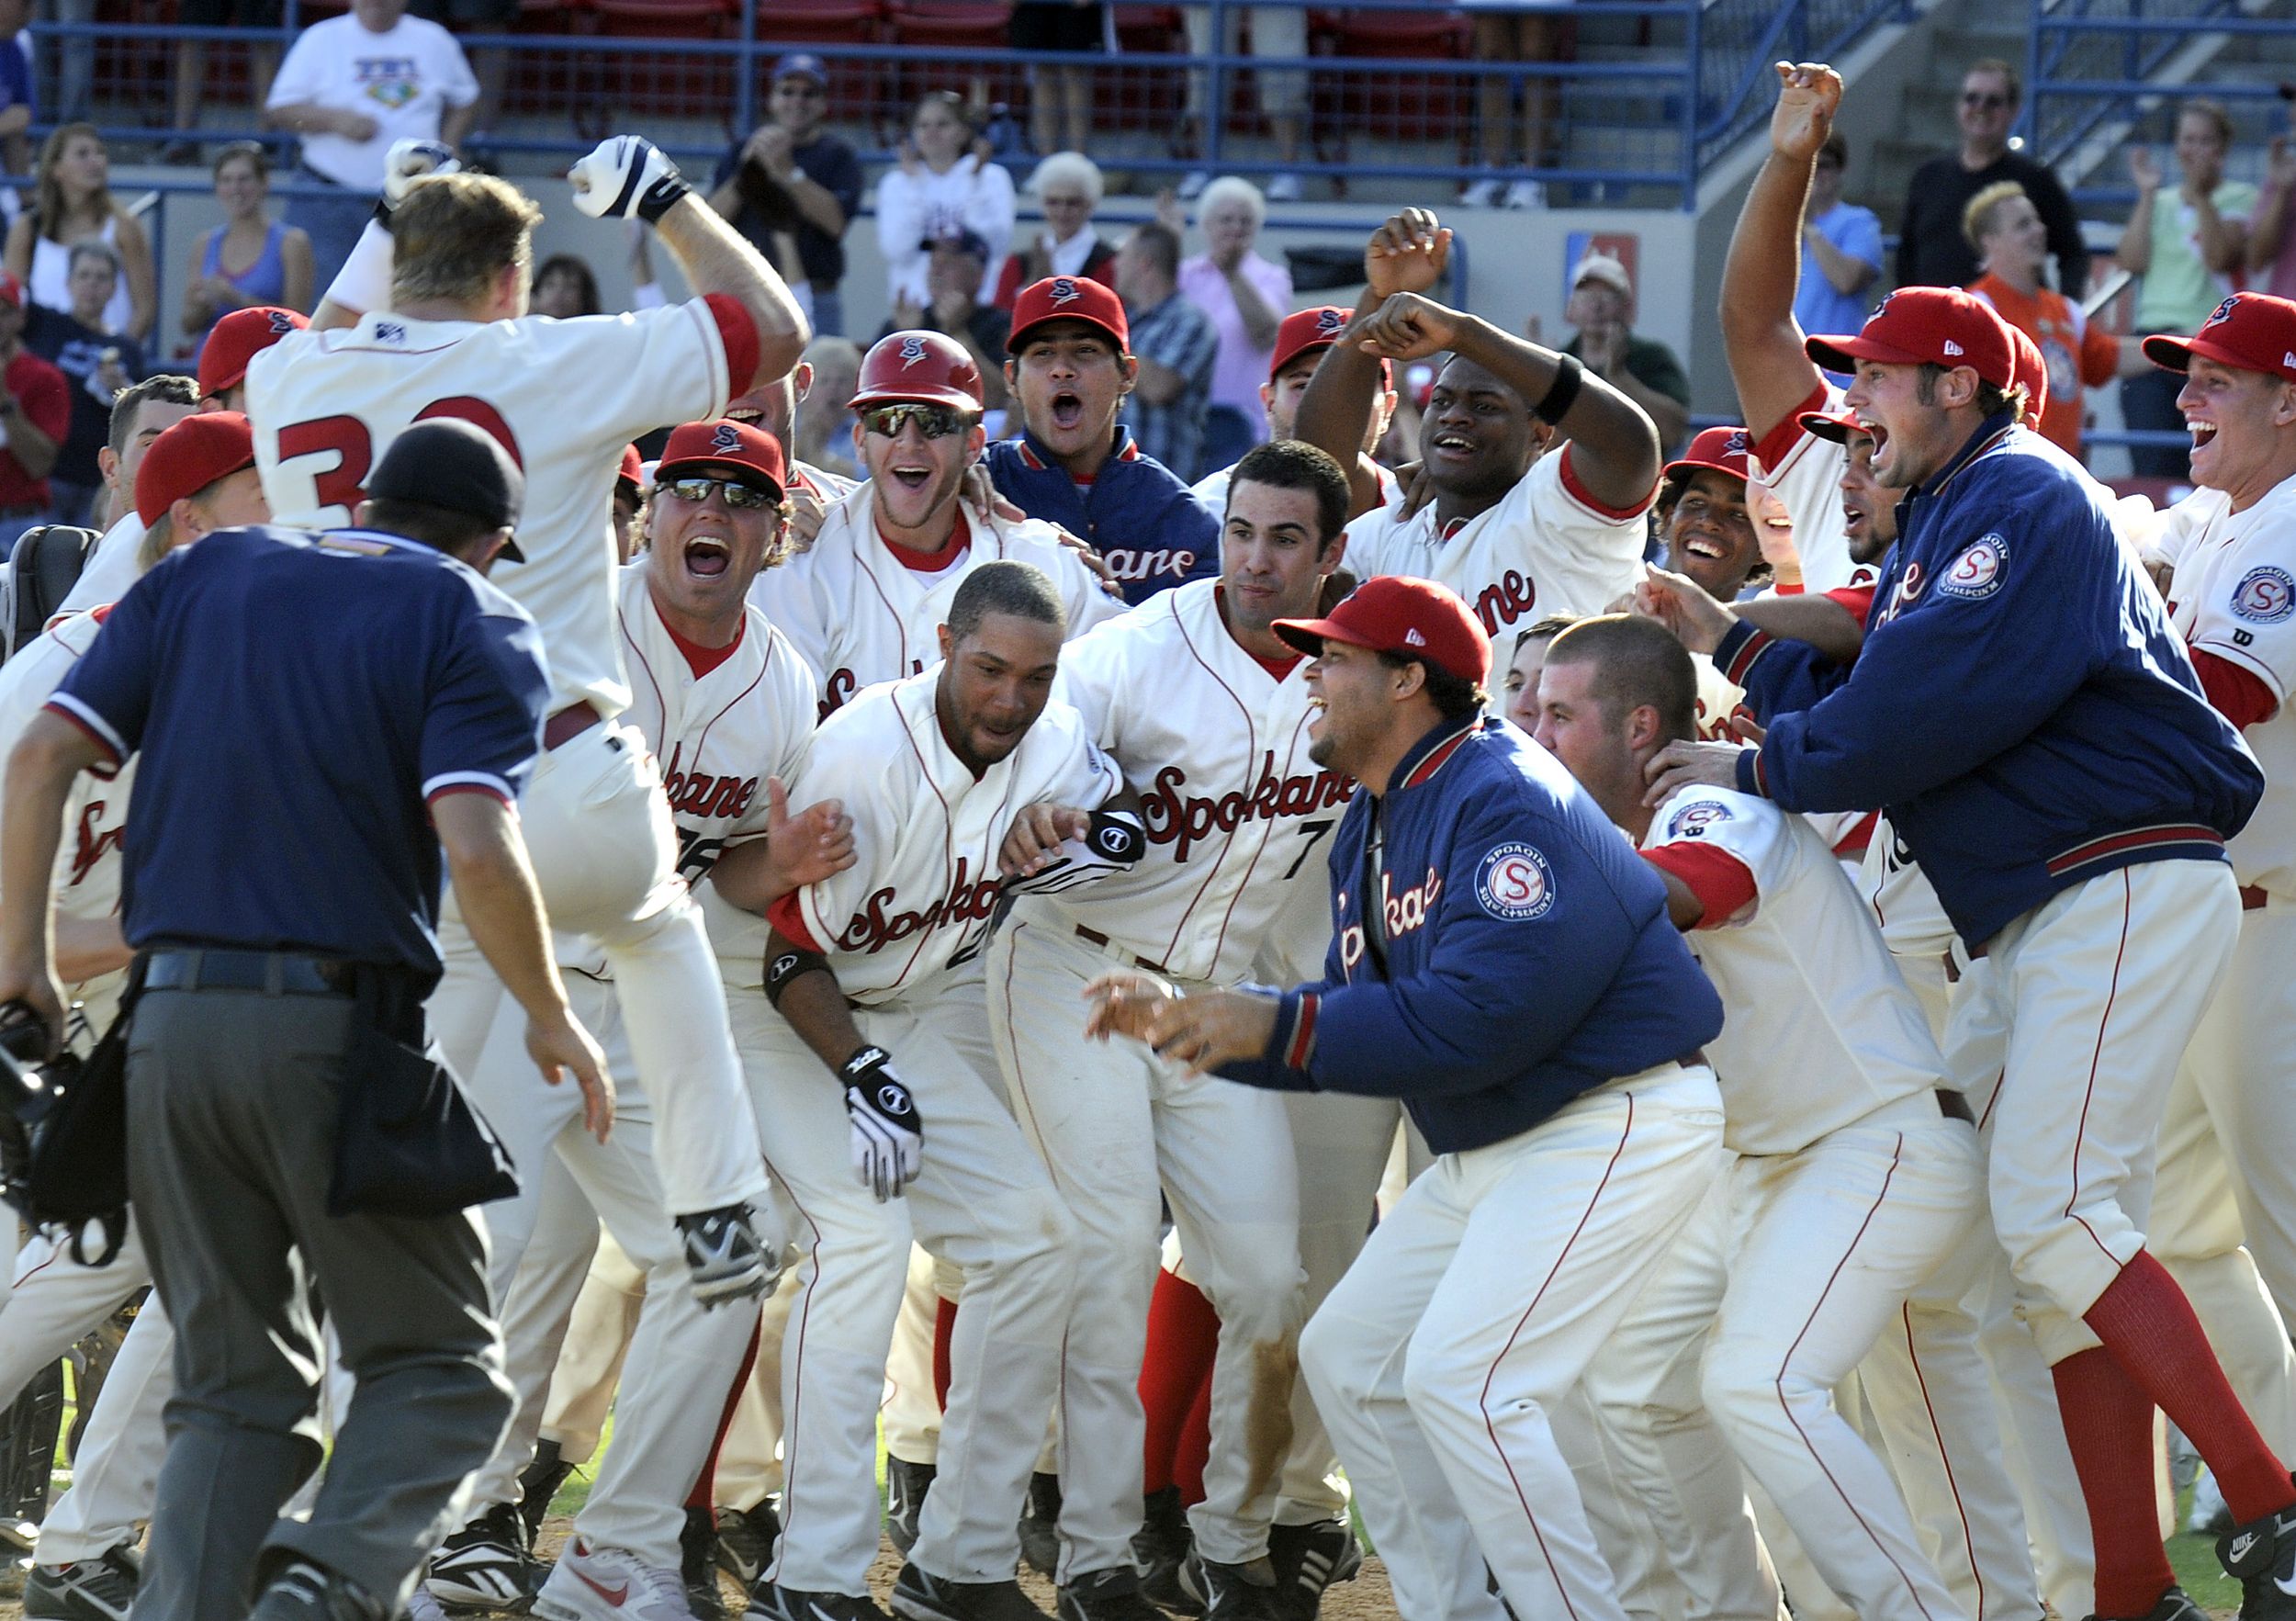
left=839, top=1045, right=923, bottom=1201
left=568, top=136, right=691, bottom=225
left=381, top=138, right=459, bottom=209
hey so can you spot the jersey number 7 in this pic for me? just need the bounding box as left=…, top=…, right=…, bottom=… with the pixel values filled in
left=276, top=398, right=525, bottom=515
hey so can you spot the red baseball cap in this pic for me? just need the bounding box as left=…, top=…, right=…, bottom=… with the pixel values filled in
left=2144, top=292, right=2296, bottom=385
left=1798, top=405, right=1874, bottom=445
left=136, top=411, right=255, bottom=528
left=198, top=305, right=310, bottom=398
left=1661, top=424, right=1751, bottom=489
left=615, top=443, right=645, bottom=500
left=2007, top=324, right=2050, bottom=421
left=1274, top=575, right=1491, bottom=686
left=1806, top=287, right=2017, bottom=391
left=1007, top=275, right=1128, bottom=354
left=1268, top=304, right=1391, bottom=388
left=654, top=418, right=788, bottom=496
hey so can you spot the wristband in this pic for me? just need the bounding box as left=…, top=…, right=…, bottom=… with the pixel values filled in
left=763, top=943, right=827, bottom=1008
left=1086, top=808, right=1145, bottom=865
left=324, top=219, right=397, bottom=318
left=838, top=1044, right=892, bottom=1086
left=1533, top=354, right=1583, bottom=426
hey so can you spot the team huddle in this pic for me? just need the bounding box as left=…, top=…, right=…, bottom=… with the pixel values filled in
left=6, top=51, right=2296, bottom=1621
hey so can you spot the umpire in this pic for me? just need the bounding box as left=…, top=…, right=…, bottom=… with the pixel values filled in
left=0, top=419, right=613, bottom=1621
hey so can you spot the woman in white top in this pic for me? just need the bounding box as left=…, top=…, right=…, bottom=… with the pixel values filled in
left=4, top=124, right=155, bottom=342
left=875, top=91, right=1015, bottom=307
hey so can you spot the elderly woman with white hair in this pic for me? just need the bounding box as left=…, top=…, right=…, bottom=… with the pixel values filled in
left=993, top=151, right=1119, bottom=310
left=1177, top=175, right=1291, bottom=470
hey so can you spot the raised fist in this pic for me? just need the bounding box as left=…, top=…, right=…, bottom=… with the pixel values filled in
left=383, top=138, right=459, bottom=208
left=569, top=136, right=692, bottom=224
left=1769, top=62, right=1844, bottom=165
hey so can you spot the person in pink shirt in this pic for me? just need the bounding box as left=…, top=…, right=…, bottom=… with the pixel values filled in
left=1176, top=176, right=1292, bottom=474
left=2245, top=111, right=2296, bottom=300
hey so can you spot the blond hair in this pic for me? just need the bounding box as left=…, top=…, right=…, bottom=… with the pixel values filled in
left=1961, top=179, right=2029, bottom=252
left=389, top=174, right=545, bottom=308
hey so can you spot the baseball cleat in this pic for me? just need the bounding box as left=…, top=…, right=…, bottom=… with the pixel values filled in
left=714, top=1503, right=781, bottom=1601
left=24, top=1550, right=138, bottom=1621
left=250, top=1559, right=389, bottom=1621
left=1178, top=1556, right=1279, bottom=1621
left=430, top=1503, right=542, bottom=1611
left=1018, top=1471, right=1063, bottom=1579
left=677, top=1204, right=776, bottom=1309
left=2220, top=1500, right=2296, bottom=1621
left=2084, top=1588, right=2206, bottom=1621
left=884, top=1457, right=936, bottom=1557
left=742, top=1585, right=893, bottom=1621
left=888, top=1564, right=1052, bottom=1621
left=535, top=1538, right=700, bottom=1621
left=1057, top=1567, right=1165, bottom=1621
left=682, top=1507, right=727, bottom=1621
left=1265, top=1521, right=1362, bottom=1621
left=1133, top=1488, right=1199, bottom=1617
left=518, top=1438, right=577, bottom=1551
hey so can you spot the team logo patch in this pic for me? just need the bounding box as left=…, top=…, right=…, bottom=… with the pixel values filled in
left=2206, top=295, right=2242, bottom=330
left=1477, top=842, right=1554, bottom=922
left=1049, top=277, right=1081, bottom=306
left=875, top=1081, right=911, bottom=1115
left=2232, top=565, right=2296, bottom=625
left=711, top=422, right=743, bottom=454
left=1665, top=801, right=1732, bottom=840
left=1939, top=535, right=2008, bottom=600
left=1314, top=308, right=1346, bottom=337
left=375, top=321, right=405, bottom=344
left=1723, top=429, right=1749, bottom=458
left=897, top=334, right=929, bottom=367
left=266, top=309, right=298, bottom=335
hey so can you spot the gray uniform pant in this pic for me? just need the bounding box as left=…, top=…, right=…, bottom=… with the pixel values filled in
left=125, top=985, right=514, bottom=1621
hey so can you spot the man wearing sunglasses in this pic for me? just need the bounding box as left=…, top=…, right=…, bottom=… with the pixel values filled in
left=752, top=329, right=1122, bottom=717
left=984, top=276, right=1221, bottom=605
left=1896, top=58, right=2088, bottom=298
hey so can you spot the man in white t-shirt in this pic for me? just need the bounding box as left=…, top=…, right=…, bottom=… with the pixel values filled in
left=264, top=0, right=478, bottom=287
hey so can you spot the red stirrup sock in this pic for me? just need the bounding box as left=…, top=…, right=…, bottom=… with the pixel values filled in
left=1140, top=1267, right=1221, bottom=1494
left=932, top=1296, right=957, bottom=1412
left=2051, top=1346, right=2174, bottom=1618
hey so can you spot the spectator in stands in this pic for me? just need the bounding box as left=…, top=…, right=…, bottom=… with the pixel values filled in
left=2247, top=123, right=2296, bottom=300
left=410, top=0, right=512, bottom=161
left=0, top=272, right=67, bottom=555
left=794, top=334, right=861, bottom=483
left=884, top=227, right=1012, bottom=411
left=3, top=126, right=152, bottom=344
left=1459, top=3, right=1563, bottom=211
left=2119, top=97, right=2254, bottom=478
left=163, top=4, right=278, bottom=167
left=1115, top=220, right=1218, bottom=481
left=1177, top=5, right=1305, bottom=201
left=0, top=0, right=34, bottom=184
left=995, top=152, right=1117, bottom=311
left=264, top=0, right=478, bottom=294
left=1561, top=251, right=1690, bottom=457
left=1795, top=130, right=1881, bottom=373
left=1010, top=0, right=1104, bottom=161
left=25, top=240, right=142, bottom=527
left=877, top=91, right=1016, bottom=312
left=530, top=253, right=602, bottom=320
left=1178, top=177, right=1289, bottom=474
left=1965, top=180, right=2121, bottom=458
left=182, top=145, right=314, bottom=350
left=710, top=53, right=862, bottom=338
left=1896, top=59, right=2089, bottom=298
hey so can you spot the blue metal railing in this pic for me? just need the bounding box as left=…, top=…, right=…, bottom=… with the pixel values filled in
left=2023, top=0, right=2250, bottom=177
left=35, top=0, right=1912, bottom=210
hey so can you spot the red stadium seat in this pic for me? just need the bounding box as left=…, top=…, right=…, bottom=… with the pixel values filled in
left=748, top=0, right=885, bottom=126
left=887, top=1, right=1021, bottom=124
left=1104, top=5, right=1184, bottom=134
left=593, top=0, right=733, bottom=26
left=592, top=0, right=737, bottom=126
left=1309, top=6, right=1473, bottom=173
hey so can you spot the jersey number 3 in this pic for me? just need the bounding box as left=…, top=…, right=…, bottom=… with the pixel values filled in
left=276, top=398, right=524, bottom=513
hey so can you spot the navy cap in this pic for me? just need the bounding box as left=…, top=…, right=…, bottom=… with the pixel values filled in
left=370, top=420, right=527, bottom=561
left=773, top=51, right=828, bottom=85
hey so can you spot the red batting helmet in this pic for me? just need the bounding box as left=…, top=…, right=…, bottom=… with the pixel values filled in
left=850, top=330, right=985, bottom=412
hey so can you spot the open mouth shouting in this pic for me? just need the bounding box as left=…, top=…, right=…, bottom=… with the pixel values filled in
left=2188, top=418, right=2219, bottom=453
left=683, top=533, right=732, bottom=580
left=1048, top=389, right=1086, bottom=433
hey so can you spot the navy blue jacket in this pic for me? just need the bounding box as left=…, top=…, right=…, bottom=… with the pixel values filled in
left=1715, top=415, right=2261, bottom=945
left=983, top=425, right=1219, bottom=604
left=1225, top=713, right=1723, bottom=1154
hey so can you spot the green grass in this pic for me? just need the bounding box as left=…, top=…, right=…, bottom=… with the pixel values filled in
left=2169, top=1483, right=2242, bottom=1614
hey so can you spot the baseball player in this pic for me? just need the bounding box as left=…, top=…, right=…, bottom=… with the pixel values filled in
left=1536, top=614, right=1986, bottom=1621
left=1086, top=577, right=1729, bottom=1621
left=1646, top=285, right=2296, bottom=1621
left=1291, top=213, right=1658, bottom=641
left=245, top=155, right=804, bottom=1323
left=2135, top=295, right=2296, bottom=1460
left=751, top=329, right=1121, bottom=714
left=704, top=560, right=1140, bottom=1621
left=982, top=439, right=1366, bottom=1621
left=1190, top=308, right=1398, bottom=514
left=981, top=276, right=1217, bottom=602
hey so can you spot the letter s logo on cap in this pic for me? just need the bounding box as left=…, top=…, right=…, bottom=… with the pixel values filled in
left=1050, top=277, right=1080, bottom=306
left=1477, top=842, right=1555, bottom=922
left=712, top=422, right=742, bottom=454
left=898, top=335, right=929, bottom=366
left=2207, top=295, right=2241, bottom=329
left=1315, top=309, right=1346, bottom=336
left=266, top=310, right=298, bottom=335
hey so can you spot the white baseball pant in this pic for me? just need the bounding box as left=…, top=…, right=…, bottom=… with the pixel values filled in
left=35, top=1298, right=171, bottom=1564
left=882, top=1248, right=959, bottom=1469
left=1968, top=861, right=2242, bottom=1366
left=711, top=1267, right=802, bottom=1512
left=539, top=1227, right=647, bottom=1468
left=0, top=1225, right=151, bottom=1408
left=736, top=970, right=1075, bottom=1594
left=429, top=719, right=767, bottom=1221
left=985, top=919, right=1304, bottom=1578
left=483, top=1150, right=608, bottom=1506
left=1299, top=1063, right=1726, bottom=1621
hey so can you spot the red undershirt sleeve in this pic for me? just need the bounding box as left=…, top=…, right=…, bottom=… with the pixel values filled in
left=1640, top=842, right=1760, bottom=929
left=2191, top=647, right=2279, bottom=731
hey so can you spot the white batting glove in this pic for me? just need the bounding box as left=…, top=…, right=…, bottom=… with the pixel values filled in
left=838, top=1046, right=923, bottom=1201
left=568, top=136, right=692, bottom=224
left=381, top=139, right=459, bottom=209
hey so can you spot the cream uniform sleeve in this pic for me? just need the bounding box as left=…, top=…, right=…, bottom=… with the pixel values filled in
left=1514, top=448, right=1649, bottom=616
left=1646, top=786, right=1790, bottom=929
left=1017, top=697, right=1128, bottom=818
left=2185, top=515, right=2296, bottom=704
left=748, top=546, right=838, bottom=704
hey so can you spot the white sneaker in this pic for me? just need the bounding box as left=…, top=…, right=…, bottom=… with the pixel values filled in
left=535, top=1538, right=696, bottom=1621
left=1177, top=170, right=1210, bottom=200
left=405, top=1585, right=449, bottom=1621
left=1458, top=177, right=1502, bottom=208
left=1264, top=172, right=1301, bottom=202
left=1503, top=178, right=1547, bottom=210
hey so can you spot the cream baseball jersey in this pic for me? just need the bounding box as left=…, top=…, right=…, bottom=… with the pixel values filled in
left=1342, top=445, right=1648, bottom=638
left=1750, top=386, right=1861, bottom=594
left=1015, top=578, right=1350, bottom=984
left=0, top=611, right=134, bottom=1030
left=606, top=561, right=820, bottom=986
left=1644, top=784, right=1944, bottom=1154
left=750, top=486, right=1126, bottom=713
left=770, top=668, right=1124, bottom=1004
left=246, top=300, right=749, bottom=717
left=1192, top=459, right=1399, bottom=517
left=2162, top=477, right=2296, bottom=896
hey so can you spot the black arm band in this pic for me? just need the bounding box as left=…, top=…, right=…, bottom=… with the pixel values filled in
left=1086, top=808, right=1145, bottom=865
left=838, top=1044, right=891, bottom=1086
left=1533, top=354, right=1584, bottom=426
left=763, top=945, right=829, bottom=1008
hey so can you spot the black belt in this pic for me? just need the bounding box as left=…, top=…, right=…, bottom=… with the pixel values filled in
left=1075, top=923, right=1171, bottom=977
left=143, top=949, right=354, bottom=997
left=1937, top=1088, right=1975, bottom=1125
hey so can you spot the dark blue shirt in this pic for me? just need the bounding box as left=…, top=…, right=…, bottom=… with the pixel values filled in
left=1226, top=713, right=1724, bottom=1154
left=51, top=525, right=549, bottom=977
left=711, top=129, right=862, bottom=288
left=0, top=36, right=34, bottom=132
left=983, top=426, right=1220, bottom=603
